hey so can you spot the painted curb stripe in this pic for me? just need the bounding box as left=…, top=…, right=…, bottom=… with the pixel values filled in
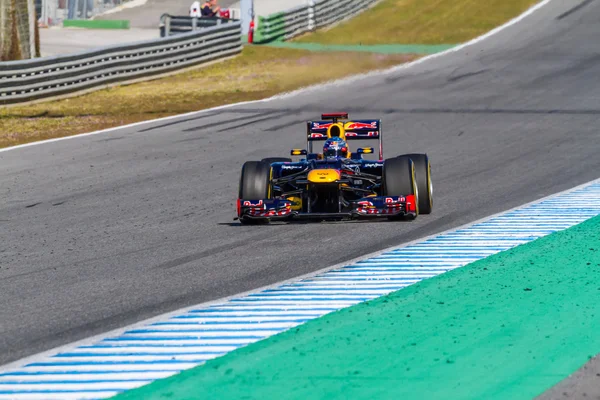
left=1, top=181, right=599, bottom=398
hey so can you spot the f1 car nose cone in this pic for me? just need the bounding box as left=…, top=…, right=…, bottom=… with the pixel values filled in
left=307, top=169, right=341, bottom=183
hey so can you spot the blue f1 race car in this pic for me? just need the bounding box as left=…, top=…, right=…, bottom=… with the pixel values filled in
left=236, top=113, right=432, bottom=224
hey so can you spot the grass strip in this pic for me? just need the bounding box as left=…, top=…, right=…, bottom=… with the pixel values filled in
left=295, top=0, right=539, bottom=45
left=114, top=214, right=600, bottom=400
left=0, top=47, right=414, bottom=148
left=63, top=19, right=130, bottom=29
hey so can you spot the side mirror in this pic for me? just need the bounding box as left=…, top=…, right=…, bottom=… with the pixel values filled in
left=357, top=147, right=374, bottom=154
left=291, top=149, right=308, bottom=156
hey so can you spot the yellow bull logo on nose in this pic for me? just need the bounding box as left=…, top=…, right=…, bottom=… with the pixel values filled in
left=307, top=169, right=340, bottom=183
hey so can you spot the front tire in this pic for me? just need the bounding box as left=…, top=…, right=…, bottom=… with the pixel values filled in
left=383, top=156, right=418, bottom=219
left=401, top=153, right=432, bottom=214
left=239, top=161, right=271, bottom=225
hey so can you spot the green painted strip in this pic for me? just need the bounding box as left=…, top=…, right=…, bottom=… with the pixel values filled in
left=114, top=215, right=600, bottom=400
left=258, top=41, right=457, bottom=54
left=63, top=19, right=130, bottom=29
left=254, top=12, right=286, bottom=44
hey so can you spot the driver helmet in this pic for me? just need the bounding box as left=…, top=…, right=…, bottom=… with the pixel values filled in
left=323, top=137, right=349, bottom=158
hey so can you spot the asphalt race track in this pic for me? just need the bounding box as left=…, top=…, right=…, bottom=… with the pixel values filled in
left=1, top=1, right=599, bottom=381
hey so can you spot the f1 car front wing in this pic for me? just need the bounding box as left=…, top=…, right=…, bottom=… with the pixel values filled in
left=236, top=195, right=417, bottom=222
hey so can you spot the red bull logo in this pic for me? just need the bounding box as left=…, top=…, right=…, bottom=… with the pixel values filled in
left=345, top=121, right=378, bottom=130
left=313, top=122, right=333, bottom=129
left=243, top=200, right=264, bottom=208
left=385, top=197, right=405, bottom=204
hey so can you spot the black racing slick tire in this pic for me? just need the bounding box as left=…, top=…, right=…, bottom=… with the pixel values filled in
left=383, top=156, right=418, bottom=219
left=239, top=161, right=271, bottom=200
left=402, top=153, right=432, bottom=214
left=383, top=156, right=416, bottom=197
left=239, top=161, right=271, bottom=225
left=260, top=157, right=292, bottom=165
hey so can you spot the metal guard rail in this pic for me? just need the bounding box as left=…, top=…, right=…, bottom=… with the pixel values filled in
left=315, top=0, right=379, bottom=28
left=255, top=0, right=380, bottom=43
left=0, top=23, right=242, bottom=106
left=159, top=14, right=239, bottom=37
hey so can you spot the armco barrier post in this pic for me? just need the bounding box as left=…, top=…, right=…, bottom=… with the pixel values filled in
left=192, top=17, right=198, bottom=30
left=307, top=0, right=315, bottom=31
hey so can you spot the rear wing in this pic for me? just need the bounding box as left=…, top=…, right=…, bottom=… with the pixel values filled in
left=305, top=117, right=383, bottom=159
left=306, top=120, right=381, bottom=141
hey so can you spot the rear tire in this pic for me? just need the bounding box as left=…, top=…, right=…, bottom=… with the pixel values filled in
left=383, top=156, right=418, bottom=220
left=239, top=161, right=271, bottom=225
left=261, top=157, right=292, bottom=165
left=402, top=153, right=432, bottom=214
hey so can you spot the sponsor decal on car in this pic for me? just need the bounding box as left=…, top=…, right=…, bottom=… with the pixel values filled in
left=345, top=131, right=378, bottom=137
left=363, top=162, right=384, bottom=168
left=357, top=200, right=374, bottom=208
left=345, top=121, right=378, bottom=130
left=312, top=122, right=333, bottom=129
left=241, top=199, right=293, bottom=218
left=281, top=164, right=304, bottom=170
left=243, top=200, right=264, bottom=208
